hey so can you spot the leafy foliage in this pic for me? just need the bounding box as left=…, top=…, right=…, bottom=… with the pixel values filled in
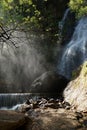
left=0, top=0, right=69, bottom=43
left=69, top=0, right=87, bottom=18
left=0, top=0, right=40, bottom=27
left=0, top=0, right=58, bottom=36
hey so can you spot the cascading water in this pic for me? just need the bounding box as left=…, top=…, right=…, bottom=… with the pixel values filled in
left=58, top=17, right=87, bottom=79
left=0, top=93, right=30, bottom=108
left=0, top=93, right=40, bottom=110
left=59, top=8, right=70, bottom=30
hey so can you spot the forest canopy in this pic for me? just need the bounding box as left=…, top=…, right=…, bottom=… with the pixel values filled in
left=0, top=0, right=59, bottom=36
left=1, top=0, right=87, bottom=39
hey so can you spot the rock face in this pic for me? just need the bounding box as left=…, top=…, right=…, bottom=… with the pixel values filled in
left=0, top=110, right=26, bottom=130
left=29, top=71, right=69, bottom=95
left=64, top=61, right=87, bottom=112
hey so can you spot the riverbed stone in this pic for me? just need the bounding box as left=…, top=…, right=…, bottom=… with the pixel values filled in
left=0, top=110, right=27, bottom=130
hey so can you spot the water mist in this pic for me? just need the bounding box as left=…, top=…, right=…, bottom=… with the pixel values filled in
left=0, top=30, right=48, bottom=93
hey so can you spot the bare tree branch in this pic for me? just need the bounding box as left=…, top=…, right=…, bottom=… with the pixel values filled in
left=0, top=25, right=19, bottom=48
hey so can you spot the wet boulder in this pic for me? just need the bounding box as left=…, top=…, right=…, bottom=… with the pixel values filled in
left=64, top=61, right=87, bottom=112
left=29, top=71, right=69, bottom=95
left=0, top=110, right=28, bottom=130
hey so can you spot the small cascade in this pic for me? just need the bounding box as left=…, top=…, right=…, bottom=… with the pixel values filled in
left=58, top=17, right=87, bottom=79
left=59, top=8, right=75, bottom=45
left=0, top=93, right=38, bottom=109
left=59, top=8, right=70, bottom=30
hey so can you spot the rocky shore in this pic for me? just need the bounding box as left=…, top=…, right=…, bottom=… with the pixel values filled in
left=1, top=97, right=87, bottom=130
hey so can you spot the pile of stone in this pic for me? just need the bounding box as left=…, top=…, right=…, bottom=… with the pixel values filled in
left=18, top=97, right=71, bottom=113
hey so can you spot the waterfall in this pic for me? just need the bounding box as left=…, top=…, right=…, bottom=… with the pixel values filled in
left=58, top=17, right=87, bottom=79
left=0, top=93, right=39, bottom=109
left=59, top=8, right=70, bottom=30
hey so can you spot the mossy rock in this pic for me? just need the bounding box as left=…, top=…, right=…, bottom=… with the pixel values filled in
left=72, top=61, right=87, bottom=79
left=80, top=61, right=87, bottom=77
left=64, top=61, right=87, bottom=112
left=72, top=65, right=82, bottom=79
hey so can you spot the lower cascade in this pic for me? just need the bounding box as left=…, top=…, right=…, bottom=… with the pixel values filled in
left=0, top=93, right=39, bottom=110
left=58, top=17, right=87, bottom=79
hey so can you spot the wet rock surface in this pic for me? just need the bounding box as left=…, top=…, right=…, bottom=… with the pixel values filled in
left=0, top=110, right=27, bottom=130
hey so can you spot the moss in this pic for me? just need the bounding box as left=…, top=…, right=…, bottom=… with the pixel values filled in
left=71, top=61, right=87, bottom=89
left=81, top=61, right=87, bottom=77
left=72, top=61, right=87, bottom=80
left=72, top=65, right=82, bottom=79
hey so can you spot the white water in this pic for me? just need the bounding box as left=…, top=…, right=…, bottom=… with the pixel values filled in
left=59, top=8, right=70, bottom=30
left=0, top=93, right=30, bottom=108
left=0, top=104, right=22, bottom=110
left=0, top=93, right=40, bottom=110
left=58, top=17, right=87, bottom=79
